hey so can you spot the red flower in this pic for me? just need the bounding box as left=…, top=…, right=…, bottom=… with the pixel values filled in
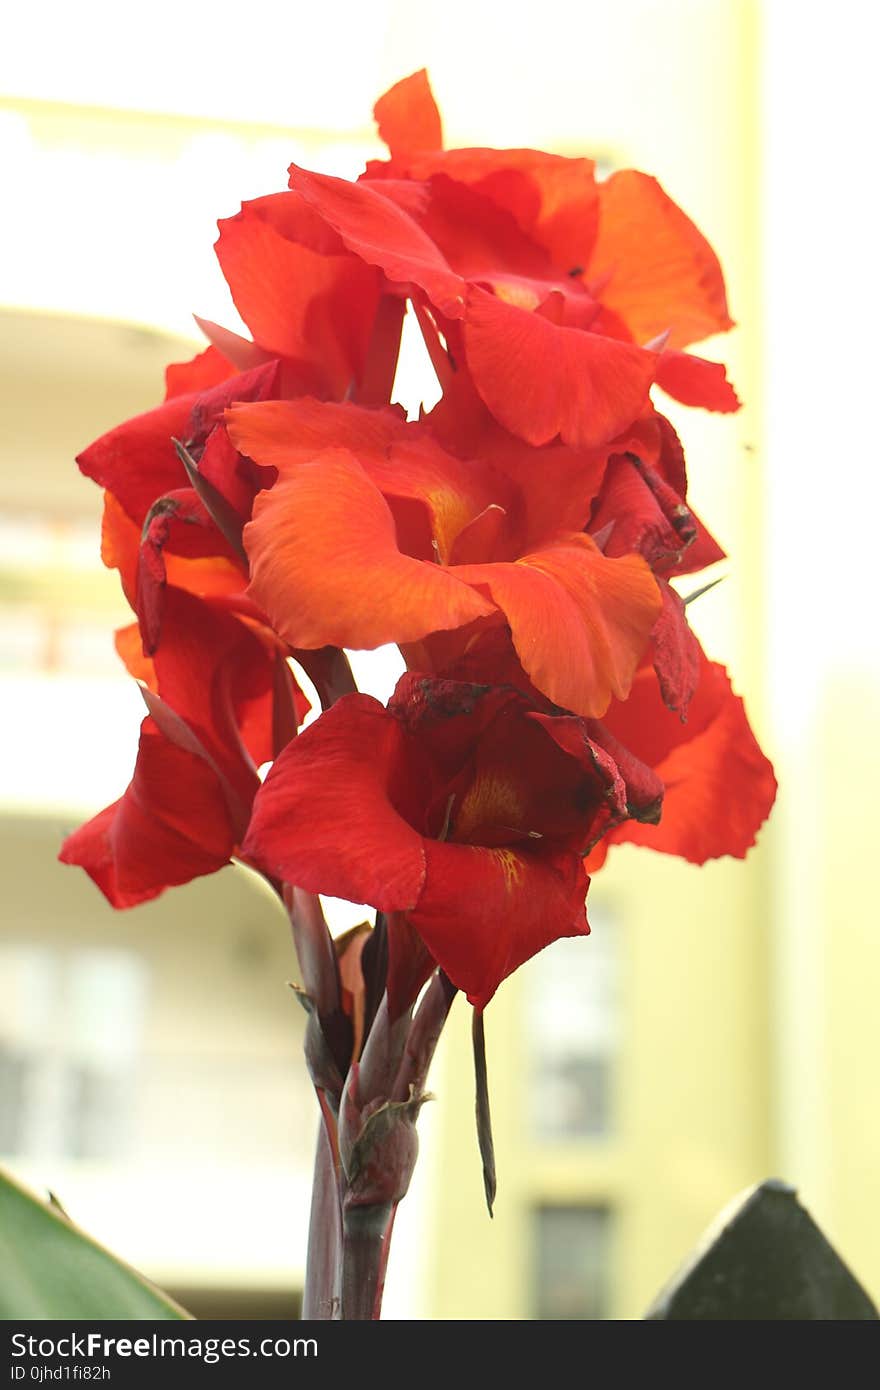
left=228, top=397, right=662, bottom=719
left=237, top=69, right=738, bottom=450
left=370, top=71, right=735, bottom=353
left=59, top=587, right=305, bottom=906
left=243, top=674, right=662, bottom=1008
left=60, top=67, right=776, bottom=1019
left=64, top=357, right=312, bottom=905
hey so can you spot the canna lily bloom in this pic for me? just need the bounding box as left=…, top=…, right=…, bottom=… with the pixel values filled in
left=60, top=586, right=306, bottom=907
left=227, top=396, right=662, bottom=719
left=242, top=674, right=663, bottom=1009
left=370, top=70, right=732, bottom=352
left=250, top=70, right=738, bottom=450
left=367, top=72, right=738, bottom=399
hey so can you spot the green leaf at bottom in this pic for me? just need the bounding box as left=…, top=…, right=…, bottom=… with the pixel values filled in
left=0, top=1166, right=191, bottom=1320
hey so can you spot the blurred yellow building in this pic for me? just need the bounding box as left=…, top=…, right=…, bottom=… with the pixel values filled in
left=1, top=0, right=878, bottom=1319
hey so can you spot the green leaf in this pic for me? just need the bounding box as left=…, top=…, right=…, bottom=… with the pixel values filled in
left=0, top=1166, right=192, bottom=1320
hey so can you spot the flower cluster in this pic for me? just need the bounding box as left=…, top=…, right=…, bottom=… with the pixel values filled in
left=62, top=70, right=776, bottom=1021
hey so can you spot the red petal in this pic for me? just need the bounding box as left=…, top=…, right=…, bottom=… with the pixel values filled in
left=603, top=653, right=777, bottom=863
left=425, top=375, right=608, bottom=548
left=406, top=173, right=557, bottom=287
left=245, top=677, right=595, bottom=1010
left=288, top=165, right=467, bottom=319
left=464, top=286, right=656, bottom=448
left=59, top=720, right=236, bottom=908
left=651, top=579, right=701, bottom=716
left=590, top=453, right=695, bottom=571
left=389, top=676, right=612, bottom=849
left=79, top=395, right=191, bottom=523
left=153, top=588, right=275, bottom=777
left=589, top=170, right=734, bottom=349
left=367, top=146, right=599, bottom=276
left=244, top=448, right=493, bottom=650
left=121, top=491, right=244, bottom=652
left=454, top=536, right=661, bottom=717
left=582, top=719, right=665, bottom=826
left=528, top=713, right=629, bottom=827
left=243, top=695, right=427, bottom=910
left=374, top=70, right=443, bottom=157
left=164, top=345, right=235, bottom=400
left=609, top=410, right=726, bottom=574
left=413, top=841, right=588, bottom=1008
left=654, top=349, right=740, bottom=412
left=136, top=488, right=242, bottom=652
left=442, top=151, right=600, bottom=276
left=196, top=423, right=274, bottom=533
left=448, top=504, right=508, bottom=565
left=215, top=205, right=380, bottom=397
left=80, top=361, right=279, bottom=526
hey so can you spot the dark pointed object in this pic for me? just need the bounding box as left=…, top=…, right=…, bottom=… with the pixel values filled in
left=472, top=1009, right=497, bottom=1217
left=645, top=1179, right=879, bottom=1320
left=683, top=573, right=726, bottom=606
left=173, top=437, right=248, bottom=567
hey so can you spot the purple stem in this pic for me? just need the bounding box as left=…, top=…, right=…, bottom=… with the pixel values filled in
left=340, top=1202, right=396, bottom=1320
left=301, top=1111, right=343, bottom=1320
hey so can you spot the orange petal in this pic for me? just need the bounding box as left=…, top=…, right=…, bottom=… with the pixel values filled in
left=374, top=69, right=443, bottom=157
left=227, top=395, right=407, bottom=468
left=115, top=622, right=154, bottom=685
left=101, top=491, right=139, bottom=607
left=228, top=397, right=503, bottom=564
left=589, top=170, right=734, bottom=349
left=454, top=535, right=661, bottom=717
left=244, top=448, right=494, bottom=649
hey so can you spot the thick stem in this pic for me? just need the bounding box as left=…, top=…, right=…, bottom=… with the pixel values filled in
left=301, top=1114, right=343, bottom=1319
left=340, top=1203, right=396, bottom=1320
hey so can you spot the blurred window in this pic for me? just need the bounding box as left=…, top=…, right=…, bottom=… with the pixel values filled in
left=0, top=944, right=147, bottom=1161
left=0, top=511, right=121, bottom=677
left=533, top=1204, right=611, bottom=1319
left=527, top=912, right=620, bottom=1139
